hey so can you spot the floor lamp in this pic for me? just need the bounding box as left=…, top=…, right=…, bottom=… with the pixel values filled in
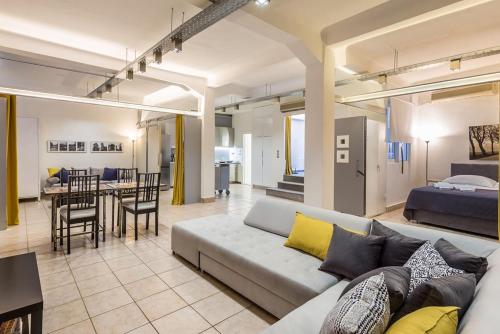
left=425, top=140, right=430, bottom=185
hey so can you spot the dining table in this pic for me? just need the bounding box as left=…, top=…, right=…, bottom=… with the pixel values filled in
left=44, top=181, right=166, bottom=246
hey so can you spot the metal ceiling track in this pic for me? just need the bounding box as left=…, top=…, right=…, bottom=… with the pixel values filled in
left=335, top=45, right=500, bottom=87
left=87, top=0, right=251, bottom=98
left=215, top=89, right=306, bottom=111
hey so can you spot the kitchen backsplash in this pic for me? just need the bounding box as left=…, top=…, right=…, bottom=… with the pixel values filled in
left=215, top=147, right=242, bottom=162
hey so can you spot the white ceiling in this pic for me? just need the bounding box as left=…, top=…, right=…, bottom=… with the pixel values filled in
left=0, top=0, right=302, bottom=92
left=345, top=0, right=500, bottom=85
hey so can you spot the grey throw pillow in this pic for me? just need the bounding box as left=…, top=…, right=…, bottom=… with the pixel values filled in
left=371, top=221, right=425, bottom=267
left=434, top=238, right=488, bottom=282
left=404, top=241, right=464, bottom=293
left=392, top=273, right=476, bottom=323
left=340, top=266, right=411, bottom=314
left=320, top=273, right=390, bottom=334
left=319, top=225, right=385, bottom=280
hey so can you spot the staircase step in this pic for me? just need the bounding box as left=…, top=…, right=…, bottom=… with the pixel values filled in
left=283, top=174, right=304, bottom=183
left=278, top=181, right=304, bottom=192
left=266, top=187, right=304, bottom=203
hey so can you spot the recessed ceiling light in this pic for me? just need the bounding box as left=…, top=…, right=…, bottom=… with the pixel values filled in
left=154, top=48, right=163, bottom=64
left=255, top=0, right=270, bottom=6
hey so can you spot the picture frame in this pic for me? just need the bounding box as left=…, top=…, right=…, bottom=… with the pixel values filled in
left=91, top=141, right=124, bottom=153
left=47, top=140, right=86, bottom=153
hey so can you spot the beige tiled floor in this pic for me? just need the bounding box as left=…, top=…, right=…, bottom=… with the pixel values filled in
left=0, top=184, right=278, bottom=334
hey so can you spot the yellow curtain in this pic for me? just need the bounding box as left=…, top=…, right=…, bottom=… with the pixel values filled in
left=285, top=115, right=293, bottom=175
left=172, top=115, right=185, bottom=205
left=1, top=94, right=19, bottom=226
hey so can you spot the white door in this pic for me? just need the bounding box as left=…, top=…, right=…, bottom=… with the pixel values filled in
left=242, top=134, right=252, bottom=185
left=261, top=137, right=274, bottom=187
left=17, top=117, right=39, bottom=199
left=365, top=119, right=387, bottom=217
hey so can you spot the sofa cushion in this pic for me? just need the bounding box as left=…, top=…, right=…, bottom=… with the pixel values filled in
left=434, top=238, right=488, bottom=282
left=320, top=273, right=390, bottom=334
left=404, top=242, right=464, bottom=293
left=340, top=267, right=411, bottom=314
left=102, top=167, right=118, bottom=181
left=244, top=198, right=372, bottom=238
left=89, top=167, right=104, bottom=177
left=371, top=221, right=426, bottom=267
left=284, top=212, right=333, bottom=260
left=320, top=225, right=385, bottom=280
left=393, top=273, right=476, bottom=324
left=174, top=216, right=339, bottom=307
left=386, top=306, right=459, bottom=334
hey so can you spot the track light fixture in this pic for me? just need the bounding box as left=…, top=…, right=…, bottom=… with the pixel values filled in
left=450, top=58, right=461, bottom=72
left=173, top=38, right=183, bottom=53
left=377, top=74, right=387, bottom=85
left=255, top=0, right=270, bottom=6
left=154, top=48, right=163, bottom=64
left=126, top=69, right=134, bottom=81
left=139, top=59, right=147, bottom=73
left=96, top=91, right=103, bottom=98
left=105, top=84, right=112, bottom=94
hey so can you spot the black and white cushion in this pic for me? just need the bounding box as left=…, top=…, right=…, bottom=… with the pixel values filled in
left=404, top=241, right=464, bottom=293
left=320, top=273, right=390, bottom=334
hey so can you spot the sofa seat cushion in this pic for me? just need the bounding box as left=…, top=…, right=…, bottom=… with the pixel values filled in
left=261, top=280, right=349, bottom=334
left=174, top=216, right=340, bottom=307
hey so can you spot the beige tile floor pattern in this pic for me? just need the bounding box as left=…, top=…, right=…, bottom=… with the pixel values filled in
left=0, top=185, right=277, bottom=334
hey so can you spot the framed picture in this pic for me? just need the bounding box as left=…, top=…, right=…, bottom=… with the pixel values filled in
left=47, top=140, right=86, bottom=153
left=336, top=150, right=349, bottom=164
left=91, top=141, right=124, bottom=153
left=469, top=124, right=499, bottom=160
left=336, top=135, right=349, bottom=149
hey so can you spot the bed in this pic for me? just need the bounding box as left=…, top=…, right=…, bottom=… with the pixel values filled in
left=403, top=163, right=499, bottom=238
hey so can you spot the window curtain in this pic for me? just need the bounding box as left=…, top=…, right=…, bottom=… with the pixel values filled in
left=171, top=115, right=184, bottom=205
left=0, top=94, right=19, bottom=226
left=285, top=116, right=293, bottom=175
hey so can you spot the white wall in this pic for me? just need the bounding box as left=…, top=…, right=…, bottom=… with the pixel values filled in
left=17, top=97, right=138, bottom=188
left=416, top=94, right=499, bottom=181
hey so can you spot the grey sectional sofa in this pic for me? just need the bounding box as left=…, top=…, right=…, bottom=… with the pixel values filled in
left=171, top=197, right=500, bottom=333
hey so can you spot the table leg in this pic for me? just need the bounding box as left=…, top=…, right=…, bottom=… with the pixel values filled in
left=31, top=308, right=43, bottom=334
left=51, top=195, right=57, bottom=251
left=102, top=193, right=107, bottom=242
left=21, top=315, right=29, bottom=334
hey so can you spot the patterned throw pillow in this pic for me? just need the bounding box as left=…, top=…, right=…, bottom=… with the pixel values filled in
left=404, top=242, right=464, bottom=293
left=320, top=273, right=390, bottom=334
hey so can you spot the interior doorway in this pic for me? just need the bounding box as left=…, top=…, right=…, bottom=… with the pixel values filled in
left=242, top=133, right=252, bottom=185
left=290, top=114, right=305, bottom=174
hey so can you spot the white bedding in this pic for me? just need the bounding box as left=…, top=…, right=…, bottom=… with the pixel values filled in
left=433, top=181, right=499, bottom=192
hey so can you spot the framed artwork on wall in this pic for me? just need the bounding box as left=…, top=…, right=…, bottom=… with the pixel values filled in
left=469, top=124, right=499, bottom=161
left=47, top=140, right=86, bottom=153
left=91, top=141, right=124, bottom=153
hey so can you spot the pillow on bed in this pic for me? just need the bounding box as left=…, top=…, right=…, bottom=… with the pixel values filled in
left=442, top=175, right=497, bottom=188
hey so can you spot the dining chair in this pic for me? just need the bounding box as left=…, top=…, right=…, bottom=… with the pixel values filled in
left=112, top=168, right=138, bottom=232
left=58, top=175, right=101, bottom=254
left=121, top=172, right=161, bottom=240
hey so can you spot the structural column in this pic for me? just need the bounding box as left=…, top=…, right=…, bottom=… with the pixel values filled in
left=0, top=98, right=6, bottom=230
left=200, top=87, right=216, bottom=202
left=303, top=46, right=336, bottom=209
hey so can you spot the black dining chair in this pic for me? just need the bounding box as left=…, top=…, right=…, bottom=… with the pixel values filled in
left=112, top=168, right=138, bottom=232
left=58, top=175, right=101, bottom=254
left=121, top=172, right=161, bottom=240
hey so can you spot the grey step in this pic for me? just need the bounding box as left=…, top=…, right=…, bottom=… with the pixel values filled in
left=266, top=187, right=304, bottom=203
left=283, top=174, right=304, bottom=183
left=278, top=181, right=304, bottom=192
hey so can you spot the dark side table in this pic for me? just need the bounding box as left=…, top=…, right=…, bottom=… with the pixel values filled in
left=0, top=253, right=43, bottom=334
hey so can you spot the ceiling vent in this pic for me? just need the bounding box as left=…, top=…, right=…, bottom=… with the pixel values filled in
left=431, top=83, right=498, bottom=102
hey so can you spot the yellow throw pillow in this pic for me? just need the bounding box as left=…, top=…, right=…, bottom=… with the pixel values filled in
left=385, top=306, right=459, bottom=334
left=284, top=212, right=333, bottom=260
left=47, top=167, right=60, bottom=177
